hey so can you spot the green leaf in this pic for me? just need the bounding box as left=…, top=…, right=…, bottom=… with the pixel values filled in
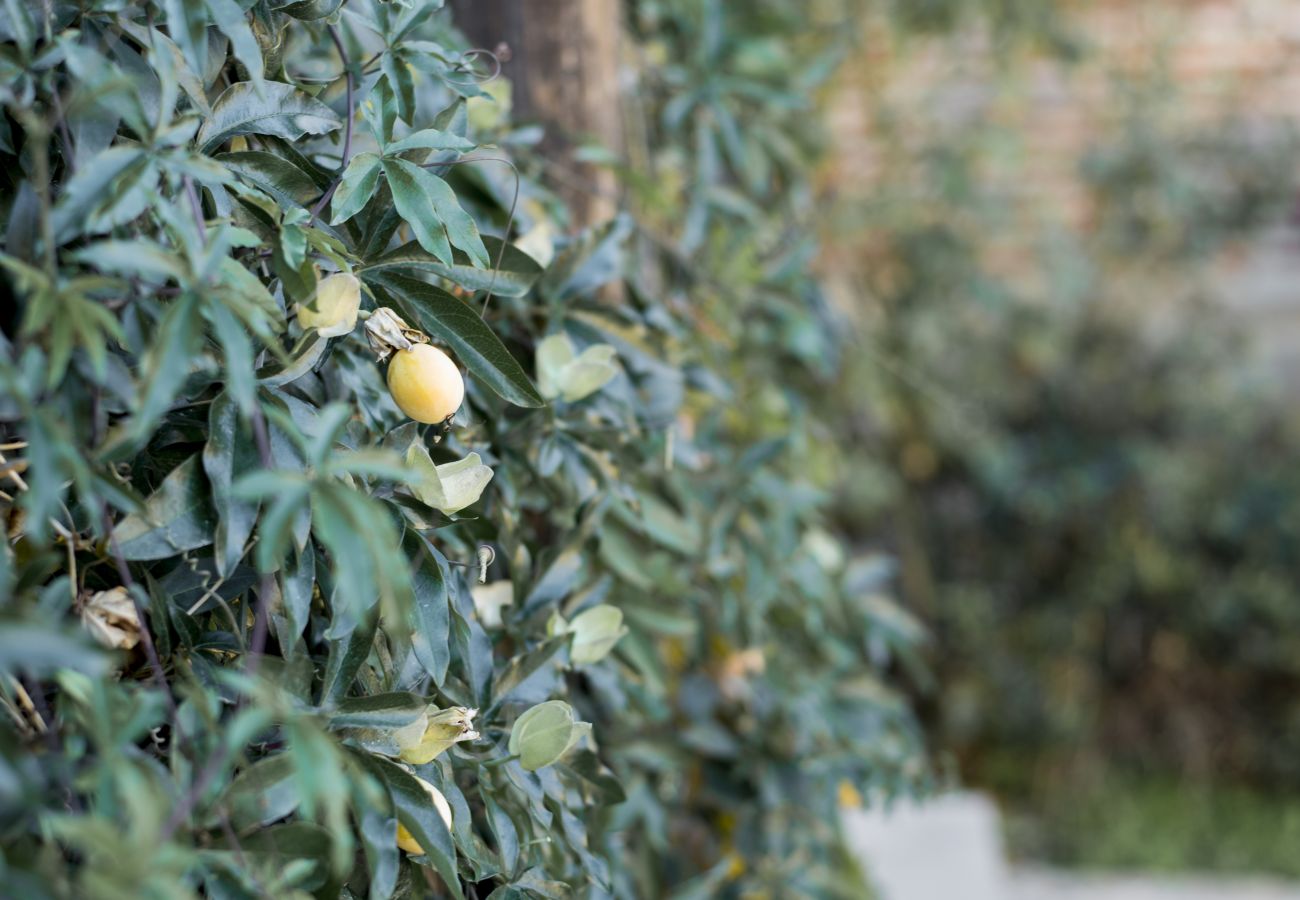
left=203, top=393, right=260, bottom=576
left=219, top=151, right=322, bottom=209
left=386, top=128, right=476, bottom=154
left=448, top=577, right=494, bottom=705
left=380, top=157, right=453, bottom=264
left=131, top=292, right=203, bottom=442
left=541, top=214, right=632, bottom=299
left=490, top=637, right=567, bottom=709
left=252, top=481, right=311, bottom=574
left=223, top=754, right=301, bottom=830
left=507, top=701, right=591, bottom=771
left=406, top=530, right=451, bottom=686
left=320, top=612, right=377, bottom=705
left=231, top=823, right=331, bottom=890
left=258, top=333, right=328, bottom=387
left=520, top=549, right=585, bottom=617
left=418, top=167, right=490, bottom=268
left=112, top=455, right=217, bottom=560
left=482, top=791, right=519, bottom=876
left=273, top=0, right=345, bottom=19
left=74, top=240, right=187, bottom=283
left=310, top=483, right=382, bottom=639
left=330, top=152, right=383, bottom=225
left=51, top=146, right=151, bottom=242
left=277, top=543, right=315, bottom=656
left=380, top=50, right=416, bottom=124
left=355, top=783, right=400, bottom=900
left=197, top=81, right=342, bottom=153
left=0, top=626, right=110, bottom=678
left=208, top=303, right=257, bottom=416
left=564, top=750, right=626, bottom=804
left=360, top=754, right=464, bottom=900
left=144, top=574, right=173, bottom=660
left=162, top=0, right=207, bottom=81
left=364, top=236, right=542, bottom=298
left=207, top=0, right=264, bottom=83
left=329, top=692, right=426, bottom=730
left=365, top=271, right=543, bottom=408
left=379, top=157, right=488, bottom=267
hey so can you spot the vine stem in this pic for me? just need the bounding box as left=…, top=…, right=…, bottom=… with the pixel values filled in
left=28, top=118, right=56, bottom=277
left=307, top=24, right=355, bottom=228
left=100, top=506, right=178, bottom=718
left=182, top=176, right=207, bottom=242
left=245, top=409, right=275, bottom=672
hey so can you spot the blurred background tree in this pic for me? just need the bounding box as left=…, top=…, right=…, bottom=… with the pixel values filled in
left=824, top=0, right=1300, bottom=877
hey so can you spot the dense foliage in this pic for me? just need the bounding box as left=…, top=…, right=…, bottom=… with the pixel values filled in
left=0, top=0, right=928, bottom=897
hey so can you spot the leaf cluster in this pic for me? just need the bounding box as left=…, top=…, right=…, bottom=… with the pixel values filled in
left=0, top=1, right=928, bottom=897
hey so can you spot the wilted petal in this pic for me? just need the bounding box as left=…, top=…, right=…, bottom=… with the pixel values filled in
left=81, top=587, right=141, bottom=650
left=398, top=705, right=480, bottom=764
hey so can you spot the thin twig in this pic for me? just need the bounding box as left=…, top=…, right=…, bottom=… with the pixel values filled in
left=307, top=24, right=355, bottom=228
left=31, top=121, right=56, bottom=276
left=11, top=677, right=47, bottom=734
left=443, top=47, right=503, bottom=87
left=14, top=676, right=80, bottom=813
left=100, top=506, right=176, bottom=707
left=48, top=518, right=79, bottom=606
left=161, top=745, right=229, bottom=839
left=244, top=404, right=276, bottom=672
left=0, top=691, right=32, bottom=737
left=50, top=89, right=76, bottom=174
left=246, top=575, right=274, bottom=672
left=183, top=176, right=207, bottom=242
left=185, top=571, right=229, bottom=616
left=3, top=449, right=87, bottom=600
left=184, top=155, right=275, bottom=671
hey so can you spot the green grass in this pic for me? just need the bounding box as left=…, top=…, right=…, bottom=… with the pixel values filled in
left=1001, top=773, right=1300, bottom=879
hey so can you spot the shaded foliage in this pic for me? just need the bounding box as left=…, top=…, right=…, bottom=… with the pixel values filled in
left=0, top=0, right=927, bottom=897
left=833, top=39, right=1300, bottom=857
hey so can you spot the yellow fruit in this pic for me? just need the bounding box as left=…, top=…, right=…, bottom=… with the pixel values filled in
left=395, top=776, right=454, bottom=855
left=387, top=343, right=464, bottom=424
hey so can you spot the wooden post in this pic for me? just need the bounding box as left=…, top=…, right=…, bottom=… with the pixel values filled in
left=451, top=0, right=624, bottom=228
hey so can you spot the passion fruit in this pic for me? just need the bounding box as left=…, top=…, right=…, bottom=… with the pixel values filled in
left=387, top=343, right=464, bottom=424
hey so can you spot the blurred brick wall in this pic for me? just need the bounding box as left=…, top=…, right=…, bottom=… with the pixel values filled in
left=824, top=0, right=1300, bottom=378
left=827, top=0, right=1300, bottom=225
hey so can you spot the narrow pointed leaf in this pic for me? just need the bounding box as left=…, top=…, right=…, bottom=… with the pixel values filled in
left=365, top=271, right=543, bottom=408
left=330, top=152, right=383, bottom=225
left=381, top=157, right=453, bottom=264
left=364, top=236, right=542, bottom=298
